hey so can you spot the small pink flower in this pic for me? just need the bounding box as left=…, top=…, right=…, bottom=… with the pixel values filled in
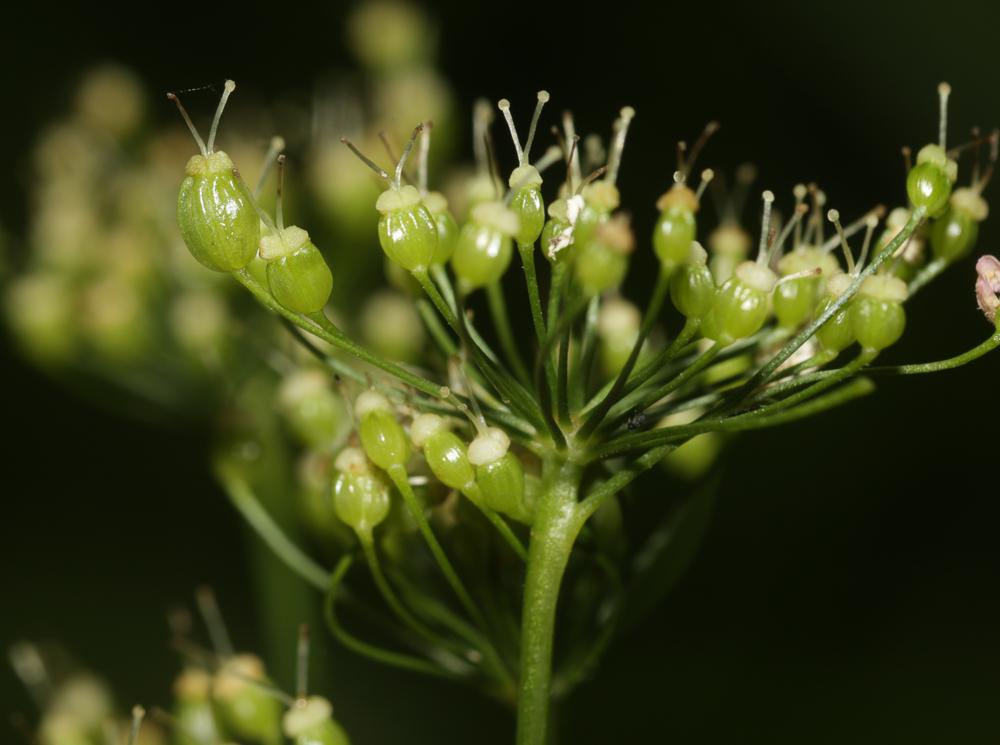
left=975, top=255, right=1000, bottom=323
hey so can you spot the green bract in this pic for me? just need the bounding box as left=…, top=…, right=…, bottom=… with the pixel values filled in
left=851, top=274, right=908, bottom=351
left=177, top=151, right=260, bottom=272
left=331, top=447, right=391, bottom=535
left=259, top=225, right=333, bottom=314
left=355, top=391, right=411, bottom=469
left=376, top=185, right=439, bottom=272
left=450, top=201, right=519, bottom=290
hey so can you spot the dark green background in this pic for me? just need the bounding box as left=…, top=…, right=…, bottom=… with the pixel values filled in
left=2, top=1, right=998, bottom=742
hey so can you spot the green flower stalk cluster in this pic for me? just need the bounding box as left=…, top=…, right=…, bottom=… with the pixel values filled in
left=159, top=77, right=999, bottom=745
left=4, top=2, right=447, bottom=417
left=10, top=595, right=352, bottom=745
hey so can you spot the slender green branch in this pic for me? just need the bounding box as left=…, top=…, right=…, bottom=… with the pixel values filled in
left=487, top=280, right=531, bottom=385
left=463, top=483, right=529, bottom=561
left=323, top=556, right=468, bottom=680
left=592, top=377, right=876, bottom=460
left=386, top=464, right=514, bottom=686
left=413, top=267, right=460, bottom=330
left=867, top=331, right=1000, bottom=375
left=907, top=257, right=948, bottom=297
left=519, top=242, right=549, bottom=349
left=576, top=446, right=674, bottom=522
left=416, top=298, right=457, bottom=357
left=233, top=268, right=452, bottom=403
left=569, top=296, right=601, bottom=410
left=217, top=469, right=330, bottom=591
left=577, top=266, right=671, bottom=439
left=358, top=533, right=469, bottom=657
left=601, top=341, right=724, bottom=435
left=738, top=208, right=925, bottom=393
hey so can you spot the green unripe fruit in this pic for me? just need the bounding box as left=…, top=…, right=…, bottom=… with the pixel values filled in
left=259, top=226, right=332, bottom=314
left=652, top=184, right=698, bottom=267
left=411, top=414, right=474, bottom=491
left=574, top=214, right=634, bottom=296
left=214, top=655, right=283, bottom=745
left=283, top=697, right=350, bottom=745
left=331, top=448, right=391, bottom=535
left=360, top=290, right=425, bottom=362
left=509, top=165, right=545, bottom=245
left=540, top=216, right=570, bottom=260
left=376, top=185, right=438, bottom=272
left=669, top=242, right=715, bottom=319
left=906, top=162, right=952, bottom=216
left=930, top=188, right=987, bottom=262
left=177, top=151, right=260, bottom=272
left=468, top=428, right=525, bottom=519
left=575, top=242, right=627, bottom=296
left=173, top=669, right=221, bottom=745
left=596, top=297, right=641, bottom=377
left=930, top=208, right=978, bottom=262
left=814, top=275, right=857, bottom=353
left=278, top=369, right=347, bottom=449
left=851, top=274, right=908, bottom=351
left=703, top=261, right=776, bottom=343
left=355, top=391, right=410, bottom=469
left=450, top=202, right=519, bottom=290
left=297, top=451, right=353, bottom=547
left=423, top=191, right=459, bottom=264
left=772, top=247, right=838, bottom=328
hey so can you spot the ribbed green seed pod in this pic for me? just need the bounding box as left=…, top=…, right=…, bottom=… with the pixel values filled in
left=669, top=242, right=715, bottom=319
left=260, top=226, right=332, bottom=314
left=467, top=427, right=525, bottom=518
left=451, top=202, right=519, bottom=290
left=702, top=261, right=776, bottom=343
left=355, top=391, right=410, bottom=469
left=652, top=184, right=699, bottom=267
left=409, top=414, right=475, bottom=493
left=814, top=275, right=857, bottom=353
left=177, top=151, right=260, bottom=272
left=376, top=185, right=439, bottom=272
left=930, top=188, right=988, bottom=262
left=574, top=214, right=634, bottom=296
left=851, top=274, right=907, bottom=351
left=331, top=448, right=390, bottom=535
left=509, top=166, right=545, bottom=246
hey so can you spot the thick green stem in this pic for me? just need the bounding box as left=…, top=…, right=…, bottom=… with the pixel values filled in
left=517, top=460, right=584, bottom=745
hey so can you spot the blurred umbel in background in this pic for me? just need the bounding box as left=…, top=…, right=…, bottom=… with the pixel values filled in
left=1, top=1, right=998, bottom=743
